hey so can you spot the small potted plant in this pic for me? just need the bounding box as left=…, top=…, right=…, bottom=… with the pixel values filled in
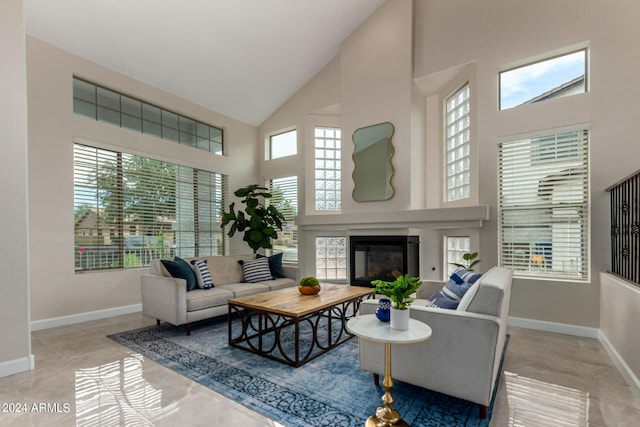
left=298, top=276, right=321, bottom=295
left=371, top=274, right=422, bottom=330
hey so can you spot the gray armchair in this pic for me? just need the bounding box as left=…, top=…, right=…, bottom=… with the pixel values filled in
left=356, top=266, right=512, bottom=418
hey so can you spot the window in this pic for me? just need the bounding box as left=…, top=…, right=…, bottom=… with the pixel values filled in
left=499, top=49, right=587, bottom=110
left=445, top=83, right=471, bottom=202
left=73, top=78, right=223, bottom=155
left=445, top=236, right=471, bottom=276
left=268, top=130, right=297, bottom=160
left=268, top=176, right=298, bottom=262
left=314, top=127, right=341, bottom=211
left=498, top=129, right=589, bottom=280
left=315, top=237, right=347, bottom=280
left=74, top=143, right=227, bottom=271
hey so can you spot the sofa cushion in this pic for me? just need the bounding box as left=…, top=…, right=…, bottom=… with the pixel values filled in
left=161, top=257, right=198, bottom=291
left=218, top=282, right=270, bottom=298
left=240, top=257, right=273, bottom=282
left=186, top=287, right=234, bottom=312
left=261, top=277, right=296, bottom=291
left=190, top=259, right=214, bottom=289
left=257, top=252, right=286, bottom=278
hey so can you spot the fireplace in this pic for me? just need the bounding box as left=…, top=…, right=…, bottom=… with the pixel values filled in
left=350, top=235, right=420, bottom=287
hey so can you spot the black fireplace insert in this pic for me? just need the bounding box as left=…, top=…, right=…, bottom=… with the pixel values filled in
left=349, top=235, right=419, bottom=287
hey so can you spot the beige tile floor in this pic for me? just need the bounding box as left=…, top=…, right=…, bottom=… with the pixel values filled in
left=0, top=312, right=638, bottom=426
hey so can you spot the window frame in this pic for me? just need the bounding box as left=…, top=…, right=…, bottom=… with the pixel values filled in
left=498, top=127, right=590, bottom=282
left=267, top=129, right=297, bottom=160
left=73, top=141, right=227, bottom=272
left=498, top=47, right=588, bottom=111
left=314, top=126, right=342, bottom=212
left=267, top=176, right=298, bottom=262
left=444, top=82, right=472, bottom=204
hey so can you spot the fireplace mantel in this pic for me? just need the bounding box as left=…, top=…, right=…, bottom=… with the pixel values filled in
left=296, top=205, right=489, bottom=231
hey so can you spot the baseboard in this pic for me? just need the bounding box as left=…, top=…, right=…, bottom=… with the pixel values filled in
left=31, top=304, right=142, bottom=331
left=598, top=330, right=640, bottom=397
left=0, top=354, right=34, bottom=378
left=508, top=316, right=599, bottom=339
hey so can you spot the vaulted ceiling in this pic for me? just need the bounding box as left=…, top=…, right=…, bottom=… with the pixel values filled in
left=25, top=0, right=386, bottom=126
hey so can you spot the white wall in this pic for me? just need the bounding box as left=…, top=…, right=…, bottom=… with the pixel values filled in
left=0, top=0, right=32, bottom=376
left=600, top=273, right=640, bottom=389
left=414, top=0, right=640, bottom=327
left=26, top=37, right=259, bottom=323
left=261, top=0, right=640, bottom=330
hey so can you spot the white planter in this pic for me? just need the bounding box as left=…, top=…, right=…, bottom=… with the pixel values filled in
left=390, top=307, right=410, bottom=330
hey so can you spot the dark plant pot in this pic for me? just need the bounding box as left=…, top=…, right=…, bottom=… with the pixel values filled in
left=375, top=298, right=391, bottom=322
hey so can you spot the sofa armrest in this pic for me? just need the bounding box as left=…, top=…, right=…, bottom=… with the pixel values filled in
left=282, top=264, right=299, bottom=283
left=140, top=274, right=188, bottom=326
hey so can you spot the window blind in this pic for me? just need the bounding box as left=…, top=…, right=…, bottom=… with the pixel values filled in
left=268, top=176, right=298, bottom=262
left=498, top=129, right=589, bottom=280
left=74, top=143, right=227, bottom=271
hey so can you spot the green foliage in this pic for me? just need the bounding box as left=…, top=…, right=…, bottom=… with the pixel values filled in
left=371, top=274, right=423, bottom=310
left=124, top=253, right=143, bottom=267
left=299, top=276, right=320, bottom=287
left=450, top=252, right=481, bottom=272
left=220, top=184, right=286, bottom=253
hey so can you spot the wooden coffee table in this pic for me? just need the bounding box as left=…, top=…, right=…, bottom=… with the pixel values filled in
left=228, top=284, right=374, bottom=367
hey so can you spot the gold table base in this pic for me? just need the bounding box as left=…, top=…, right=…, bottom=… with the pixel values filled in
left=364, top=342, right=408, bottom=426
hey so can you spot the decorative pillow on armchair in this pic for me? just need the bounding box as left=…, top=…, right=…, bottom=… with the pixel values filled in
left=426, top=268, right=482, bottom=310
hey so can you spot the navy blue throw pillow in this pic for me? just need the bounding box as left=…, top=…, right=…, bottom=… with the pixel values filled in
left=161, top=257, right=198, bottom=291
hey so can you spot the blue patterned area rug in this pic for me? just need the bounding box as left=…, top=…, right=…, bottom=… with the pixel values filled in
left=109, top=316, right=504, bottom=427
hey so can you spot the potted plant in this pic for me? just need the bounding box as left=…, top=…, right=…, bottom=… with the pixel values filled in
left=450, top=252, right=481, bottom=272
left=371, top=274, right=422, bottom=330
left=298, top=276, right=321, bottom=295
left=220, top=184, right=286, bottom=254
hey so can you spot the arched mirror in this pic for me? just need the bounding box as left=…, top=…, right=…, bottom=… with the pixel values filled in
left=352, top=122, right=395, bottom=201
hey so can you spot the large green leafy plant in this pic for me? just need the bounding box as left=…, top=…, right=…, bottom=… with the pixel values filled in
left=371, top=274, right=423, bottom=310
left=220, top=184, right=285, bottom=253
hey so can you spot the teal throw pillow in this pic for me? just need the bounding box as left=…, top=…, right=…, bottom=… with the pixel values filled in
left=257, top=252, right=286, bottom=278
left=161, top=257, right=197, bottom=291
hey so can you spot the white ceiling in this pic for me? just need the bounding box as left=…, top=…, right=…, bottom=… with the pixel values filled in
left=25, top=0, right=385, bottom=126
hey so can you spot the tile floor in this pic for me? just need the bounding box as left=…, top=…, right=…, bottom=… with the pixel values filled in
left=0, top=312, right=638, bottom=426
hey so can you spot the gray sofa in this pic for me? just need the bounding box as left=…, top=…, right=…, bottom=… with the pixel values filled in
left=140, top=254, right=299, bottom=334
left=357, top=266, right=512, bottom=418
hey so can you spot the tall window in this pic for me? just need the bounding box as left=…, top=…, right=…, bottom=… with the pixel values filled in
left=499, top=49, right=588, bottom=110
left=498, top=129, right=589, bottom=281
left=445, top=83, right=471, bottom=202
left=315, top=237, right=347, bottom=280
left=314, top=127, right=341, bottom=211
left=268, top=129, right=297, bottom=160
left=446, top=236, right=471, bottom=276
left=268, top=176, right=298, bottom=262
left=73, top=78, right=224, bottom=155
left=74, top=143, right=226, bottom=271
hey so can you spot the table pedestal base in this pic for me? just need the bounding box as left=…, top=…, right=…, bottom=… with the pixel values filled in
left=365, top=414, right=408, bottom=427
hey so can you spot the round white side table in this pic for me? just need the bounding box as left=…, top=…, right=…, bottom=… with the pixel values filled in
left=347, top=314, right=432, bottom=427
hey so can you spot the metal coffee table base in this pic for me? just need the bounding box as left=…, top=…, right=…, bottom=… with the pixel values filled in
left=228, top=297, right=364, bottom=367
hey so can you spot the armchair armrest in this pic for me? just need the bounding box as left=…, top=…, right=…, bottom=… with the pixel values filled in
left=140, top=274, right=188, bottom=326
left=358, top=300, right=503, bottom=407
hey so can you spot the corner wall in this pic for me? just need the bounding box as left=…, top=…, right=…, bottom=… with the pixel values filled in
left=26, top=37, right=259, bottom=323
left=0, top=0, right=32, bottom=376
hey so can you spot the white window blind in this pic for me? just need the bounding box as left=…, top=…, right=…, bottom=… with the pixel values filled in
left=446, top=83, right=471, bottom=202
left=74, top=143, right=227, bottom=271
left=268, top=176, right=298, bottom=262
left=498, top=129, right=589, bottom=280
left=314, top=127, right=341, bottom=211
